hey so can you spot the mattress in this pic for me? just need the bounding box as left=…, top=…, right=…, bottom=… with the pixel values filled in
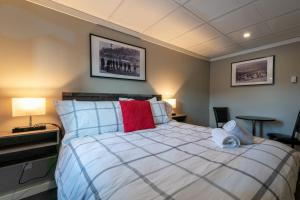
left=55, top=121, right=300, bottom=200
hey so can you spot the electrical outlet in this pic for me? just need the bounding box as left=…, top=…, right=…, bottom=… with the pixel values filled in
left=24, top=162, right=33, bottom=171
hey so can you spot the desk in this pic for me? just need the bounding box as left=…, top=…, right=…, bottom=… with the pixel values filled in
left=236, top=116, right=275, bottom=137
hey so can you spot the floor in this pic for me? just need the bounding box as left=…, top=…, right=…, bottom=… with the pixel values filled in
left=22, top=181, right=300, bottom=200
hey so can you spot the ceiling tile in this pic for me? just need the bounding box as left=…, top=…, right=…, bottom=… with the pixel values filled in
left=209, top=46, right=242, bottom=58
left=51, top=0, right=123, bottom=19
left=267, top=10, right=300, bottom=33
left=188, top=43, right=214, bottom=57
left=202, top=36, right=238, bottom=49
left=240, top=26, right=300, bottom=49
left=172, top=0, right=190, bottom=5
left=254, top=0, right=300, bottom=20
left=144, top=7, right=203, bottom=41
left=171, top=24, right=221, bottom=48
left=210, top=4, right=263, bottom=34
left=237, top=0, right=255, bottom=3
left=239, top=35, right=279, bottom=48
left=28, top=0, right=300, bottom=59
left=190, top=43, right=241, bottom=58
left=228, top=22, right=272, bottom=44
left=110, top=0, right=178, bottom=32
left=184, top=0, right=250, bottom=21
left=274, top=25, right=300, bottom=38
left=190, top=47, right=214, bottom=57
left=188, top=36, right=240, bottom=57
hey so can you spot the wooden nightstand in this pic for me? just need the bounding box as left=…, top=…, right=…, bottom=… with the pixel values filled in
left=0, top=127, right=60, bottom=168
left=172, top=114, right=187, bottom=122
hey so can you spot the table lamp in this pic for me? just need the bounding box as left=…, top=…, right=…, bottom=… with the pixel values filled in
left=12, top=97, right=46, bottom=133
left=165, top=98, right=176, bottom=115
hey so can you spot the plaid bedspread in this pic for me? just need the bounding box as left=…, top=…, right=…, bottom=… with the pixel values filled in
left=55, top=121, right=300, bottom=200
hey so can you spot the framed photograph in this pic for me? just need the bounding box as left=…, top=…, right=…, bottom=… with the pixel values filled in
left=90, top=34, right=146, bottom=81
left=231, top=56, right=274, bottom=86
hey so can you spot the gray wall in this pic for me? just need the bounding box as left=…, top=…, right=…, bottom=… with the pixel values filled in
left=210, top=42, right=300, bottom=136
left=0, top=0, right=210, bottom=132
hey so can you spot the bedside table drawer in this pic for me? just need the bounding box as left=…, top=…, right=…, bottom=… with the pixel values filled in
left=0, top=128, right=59, bottom=168
left=0, top=131, right=57, bottom=149
left=0, top=156, right=57, bottom=193
left=0, top=145, right=57, bottom=167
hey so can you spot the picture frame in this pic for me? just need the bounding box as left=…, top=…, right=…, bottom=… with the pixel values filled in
left=90, top=34, right=146, bottom=81
left=231, top=56, right=274, bottom=86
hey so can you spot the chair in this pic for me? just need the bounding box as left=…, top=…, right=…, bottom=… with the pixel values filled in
left=268, top=111, right=300, bottom=148
left=213, top=107, right=229, bottom=128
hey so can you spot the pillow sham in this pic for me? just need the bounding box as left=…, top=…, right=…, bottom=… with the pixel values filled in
left=164, top=101, right=173, bottom=118
left=55, top=100, right=122, bottom=137
left=150, top=101, right=170, bottom=124
left=118, top=97, right=169, bottom=124
left=119, top=100, right=155, bottom=132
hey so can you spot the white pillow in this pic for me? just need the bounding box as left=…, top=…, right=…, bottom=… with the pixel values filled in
left=148, top=97, right=158, bottom=103
left=150, top=101, right=170, bottom=124
left=163, top=101, right=173, bottom=118
left=55, top=100, right=122, bottom=137
left=118, top=97, right=169, bottom=124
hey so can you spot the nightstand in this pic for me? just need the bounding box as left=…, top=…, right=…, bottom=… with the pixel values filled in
left=0, top=127, right=60, bottom=168
left=172, top=114, right=187, bottom=122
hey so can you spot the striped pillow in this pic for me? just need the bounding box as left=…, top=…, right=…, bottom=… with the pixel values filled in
left=150, top=101, right=170, bottom=124
left=55, top=100, right=123, bottom=137
left=118, top=97, right=170, bottom=125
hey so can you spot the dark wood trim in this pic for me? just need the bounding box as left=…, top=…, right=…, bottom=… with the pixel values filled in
left=89, top=33, right=147, bottom=81
left=230, top=55, right=275, bottom=87
left=62, top=92, right=162, bottom=101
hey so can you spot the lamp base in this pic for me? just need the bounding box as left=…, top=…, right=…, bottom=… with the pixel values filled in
left=12, top=125, right=46, bottom=133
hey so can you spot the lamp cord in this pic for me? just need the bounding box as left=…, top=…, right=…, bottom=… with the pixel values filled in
left=18, top=159, right=57, bottom=185
left=17, top=123, right=63, bottom=185
left=34, top=122, right=63, bottom=144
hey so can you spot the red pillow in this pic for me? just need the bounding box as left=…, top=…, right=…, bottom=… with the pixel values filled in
left=120, top=100, right=155, bottom=133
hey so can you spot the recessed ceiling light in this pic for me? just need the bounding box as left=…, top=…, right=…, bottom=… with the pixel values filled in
left=243, top=32, right=251, bottom=38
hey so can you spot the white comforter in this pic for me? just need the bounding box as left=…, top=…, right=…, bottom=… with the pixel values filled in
left=55, top=121, right=300, bottom=200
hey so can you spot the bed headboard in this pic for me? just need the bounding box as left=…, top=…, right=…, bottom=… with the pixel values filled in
left=62, top=92, right=162, bottom=101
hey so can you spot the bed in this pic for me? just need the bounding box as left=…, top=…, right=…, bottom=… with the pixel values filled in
left=55, top=92, right=300, bottom=200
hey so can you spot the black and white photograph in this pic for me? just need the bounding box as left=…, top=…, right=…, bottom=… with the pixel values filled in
left=231, top=56, right=274, bottom=86
left=90, top=34, right=146, bottom=81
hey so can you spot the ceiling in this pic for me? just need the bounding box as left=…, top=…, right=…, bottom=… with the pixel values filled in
left=27, top=0, right=300, bottom=60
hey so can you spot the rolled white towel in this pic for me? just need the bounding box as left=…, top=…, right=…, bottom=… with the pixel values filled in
left=223, top=120, right=253, bottom=145
left=212, top=128, right=240, bottom=148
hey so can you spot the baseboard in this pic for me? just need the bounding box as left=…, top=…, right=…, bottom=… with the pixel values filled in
left=0, top=180, right=56, bottom=200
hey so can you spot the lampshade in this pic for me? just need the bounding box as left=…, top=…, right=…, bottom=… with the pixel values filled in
left=12, top=98, right=46, bottom=117
left=165, top=98, right=176, bottom=109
